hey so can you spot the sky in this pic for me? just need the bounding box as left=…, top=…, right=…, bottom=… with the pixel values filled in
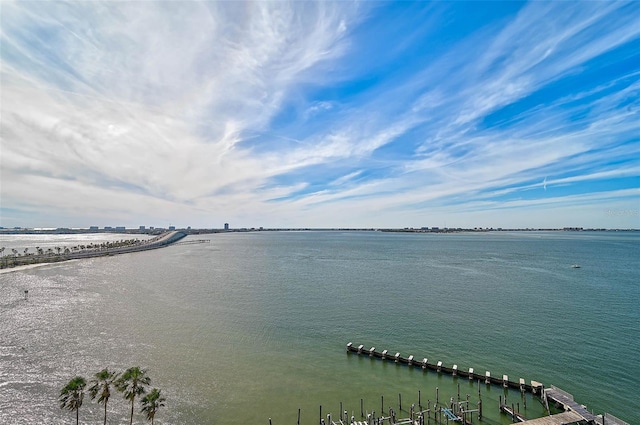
left=1, top=1, right=639, bottom=230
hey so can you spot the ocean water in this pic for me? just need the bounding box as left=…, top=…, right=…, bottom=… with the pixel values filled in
left=0, top=231, right=638, bottom=425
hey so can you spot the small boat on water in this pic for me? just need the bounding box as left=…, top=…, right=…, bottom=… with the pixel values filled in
left=571, top=264, right=581, bottom=268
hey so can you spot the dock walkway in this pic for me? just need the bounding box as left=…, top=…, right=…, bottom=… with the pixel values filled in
left=518, top=411, right=583, bottom=425
left=544, top=387, right=631, bottom=425
left=545, top=387, right=597, bottom=423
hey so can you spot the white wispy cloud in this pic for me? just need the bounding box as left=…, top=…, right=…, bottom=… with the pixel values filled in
left=1, top=0, right=638, bottom=228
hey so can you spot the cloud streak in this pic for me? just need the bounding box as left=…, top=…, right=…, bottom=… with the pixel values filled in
left=1, top=0, right=638, bottom=229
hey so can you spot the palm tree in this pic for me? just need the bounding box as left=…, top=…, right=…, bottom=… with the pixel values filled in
left=140, top=388, right=165, bottom=425
left=89, top=368, right=119, bottom=425
left=117, top=367, right=151, bottom=425
left=59, top=376, right=86, bottom=425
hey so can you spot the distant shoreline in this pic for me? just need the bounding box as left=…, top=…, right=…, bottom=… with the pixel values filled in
left=1, top=227, right=638, bottom=236
left=0, top=231, right=187, bottom=270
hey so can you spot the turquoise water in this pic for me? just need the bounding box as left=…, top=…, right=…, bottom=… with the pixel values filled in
left=1, top=231, right=638, bottom=424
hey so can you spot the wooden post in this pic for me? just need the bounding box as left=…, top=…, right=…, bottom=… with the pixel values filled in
left=319, top=406, right=322, bottom=425
left=512, top=403, right=515, bottom=422
left=436, top=387, right=439, bottom=405
left=340, top=402, right=343, bottom=422
left=298, top=408, right=300, bottom=425
left=478, top=399, right=482, bottom=420
left=419, top=390, right=422, bottom=410
left=269, top=418, right=272, bottom=425
left=457, top=383, right=460, bottom=402
left=399, top=393, right=402, bottom=411
left=381, top=395, right=384, bottom=413
left=361, top=399, right=364, bottom=418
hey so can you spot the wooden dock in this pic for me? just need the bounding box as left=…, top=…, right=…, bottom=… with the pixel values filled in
left=544, top=387, right=631, bottom=425
left=500, top=404, right=527, bottom=422
left=517, top=411, right=583, bottom=425
left=345, top=343, right=630, bottom=425
left=346, top=343, right=542, bottom=394
left=545, top=387, right=598, bottom=423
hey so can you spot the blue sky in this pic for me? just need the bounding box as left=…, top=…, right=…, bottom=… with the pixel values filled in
left=1, top=1, right=639, bottom=229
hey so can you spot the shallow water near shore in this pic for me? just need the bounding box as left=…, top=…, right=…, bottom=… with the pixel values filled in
left=1, top=231, right=638, bottom=424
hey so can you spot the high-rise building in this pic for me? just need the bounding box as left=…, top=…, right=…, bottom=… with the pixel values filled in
left=224, top=223, right=229, bottom=231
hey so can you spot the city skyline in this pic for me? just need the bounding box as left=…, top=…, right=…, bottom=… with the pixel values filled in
left=1, top=1, right=639, bottom=229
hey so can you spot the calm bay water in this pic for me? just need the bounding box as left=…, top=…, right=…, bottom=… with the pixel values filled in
left=1, top=231, right=638, bottom=425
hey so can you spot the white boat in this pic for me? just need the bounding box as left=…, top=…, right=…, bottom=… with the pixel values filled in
left=571, top=264, right=581, bottom=268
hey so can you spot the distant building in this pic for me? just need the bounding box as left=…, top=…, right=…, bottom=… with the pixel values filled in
left=139, top=226, right=145, bottom=230
left=89, top=226, right=99, bottom=231
left=104, top=226, right=113, bottom=230
left=115, top=226, right=126, bottom=231
left=168, top=226, right=175, bottom=230
left=224, top=223, right=229, bottom=231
